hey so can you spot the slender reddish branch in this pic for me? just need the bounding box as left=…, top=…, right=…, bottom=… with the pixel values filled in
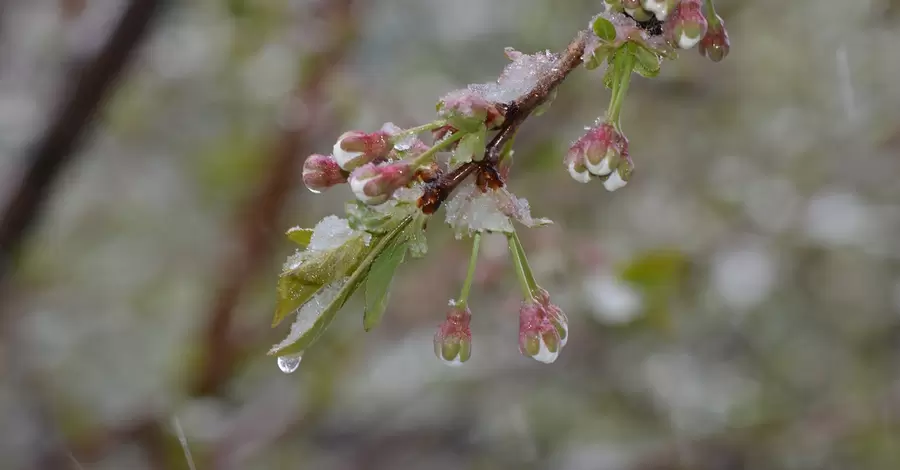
left=418, top=30, right=588, bottom=213
left=0, top=0, right=164, bottom=288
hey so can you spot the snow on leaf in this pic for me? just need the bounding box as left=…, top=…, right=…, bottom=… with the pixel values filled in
left=269, top=279, right=347, bottom=355
left=444, top=182, right=551, bottom=238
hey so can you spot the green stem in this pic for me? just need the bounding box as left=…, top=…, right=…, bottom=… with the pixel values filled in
left=703, top=0, right=721, bottom=26
left=605, top=46, right=635, bottom=127
left=394, top=120, right=447, bottom=140
left=507, top=231, right=540, bottom=300
left=457, top=233, right=481, bottom=306
left=411, top=131, right=465, bottom=167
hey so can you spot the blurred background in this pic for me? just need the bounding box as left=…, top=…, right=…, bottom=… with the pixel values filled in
left=2, top=0, right=900, bottom=468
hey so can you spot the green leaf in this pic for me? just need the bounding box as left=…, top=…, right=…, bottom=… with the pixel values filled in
left=272, top=279, right=320, bottom=327
left=584, top=46, right=610, bottom=70
left=285, top=227, right=313, bottom=248
left=346, top=201, right=395, bottom=234
left=631, top=45, right=661, bottom=78
left=283, top=234, right=369, bottom=286
left=269, top=216, right=415, bottom=357
left=591, top=16, right=617, bottom=42
left=363, top=239, right=408, bottom=331
left=407, top=218, right=429, bottom=258
left=453, top=125, right=486, bottom=164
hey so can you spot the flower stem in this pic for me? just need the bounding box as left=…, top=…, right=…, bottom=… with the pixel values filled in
left=394, top=120, right=447, bottom=140
left=507, top=231, right=540, bottom=300
left=605, top=46, right=636, bottom=127
left=411, top=131, right=465, bottom=168
left=457, top=232, right=481, bottom=307
left=704, top=0, right=721, bottom=27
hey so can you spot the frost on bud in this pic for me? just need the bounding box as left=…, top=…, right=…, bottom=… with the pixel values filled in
left=698, top=15, right=730, bottom=62
left=333, top=130, right=392, bottom=171
left=434, top=303, right=472, bottom=366
left=565, top=122, right=629, bottom=185
left=438, top=89, right=505, bottom=131
left=348, top=161, right=415, bottom=206
left=640, top=0, right=677, bottom=21
left=302, top=154, right=347, bottom=193
left=518, top=301, right=561, bottom=364
left=664, top=0, right=708, bottom=50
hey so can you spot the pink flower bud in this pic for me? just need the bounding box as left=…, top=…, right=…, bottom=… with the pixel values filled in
left=565, top=122, right=629, bottom=185
left=698, top=15, right=730, bottom=62
left=664, top=0, right=707, bottom=50
left=438, top=89, right=505, bottom=130
left=434, top=303, right=472, bottom=366
left=518, top=301, right=561, bottom=364
left=536, top=288, right=569, bottom=348
left=301, top=154, right=347, bottom=193
left=333, top=130, right=392, bottom=171
left=348, top=161, right=415, bottom=206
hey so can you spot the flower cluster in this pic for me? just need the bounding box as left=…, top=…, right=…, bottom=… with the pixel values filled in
left=270, top=1, right=729, bottom=372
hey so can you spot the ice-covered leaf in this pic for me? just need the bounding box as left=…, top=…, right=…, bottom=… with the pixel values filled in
left=632, top=45, right=661, bottom=78
left=269, top=279, right=347, bottom=356
left=407, top=219, right=428, bottom=258
left=285, top=227, right=313, bottom=248
left=272, top=280, right=320, bottom=327
left=282, top=234, right=368, bottom=286
left=346, top=201, right=395, bottom=234
left=364, top=239, right=407, bottom=331
left=445, top=183, right=551, bottom=238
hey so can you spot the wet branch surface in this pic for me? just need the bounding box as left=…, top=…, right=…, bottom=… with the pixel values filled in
left=418, top=30, right=588, bottom=214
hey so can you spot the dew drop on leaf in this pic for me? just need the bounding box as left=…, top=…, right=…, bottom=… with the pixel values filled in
left=277, top=354, right=302, bottom=373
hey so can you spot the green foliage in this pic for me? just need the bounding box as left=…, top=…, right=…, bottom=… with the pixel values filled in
left=364, top=237, right=408, bottom=331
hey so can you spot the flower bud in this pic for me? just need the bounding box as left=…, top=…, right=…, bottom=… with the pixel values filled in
left=333, top=130, right=392, bottom=171
left=349, top=161, right=415, bottom=205
left=698, top=15, right=730, bottom=62
left=603, top=0, right=624, bottom=12
left=565, top=122, right=629, bottom=183
left=602, top=153, right=634, bottom=192
left=665, top=0, right=708, bottom=50
left=536, top=288, right=569, bottom=348
left=518, top=301, right=561, bottom=364
left=623, top=0, right=652, bottom=22
left=434, top=303, right=472, bottom=366
left=640, top=0, right=677, bottom=21
left=438, top=89, right=505, bottom=130
left=301, top=154, right=347, bottom=193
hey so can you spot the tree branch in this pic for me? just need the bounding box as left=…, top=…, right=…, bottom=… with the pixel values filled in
left=418, top=30, right=588, bottom=214
left=0, top=0, right=165, bottom=286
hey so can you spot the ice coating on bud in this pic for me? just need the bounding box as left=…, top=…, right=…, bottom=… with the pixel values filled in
left=699, top=15, right=730, bottom=62
left=640, top=0, right=676, bottom=21
left=302, top=154, right=346, bottom=193
left=665, top=0, right=708, bottom=50
left=333, top=130, right=392, bottom=171
left=518, top=301, right=561, bottom=364
left=438, top=89, right=505, bottom=129
left=566, top=122, right=629, bottom=184
left=348, top=161, right=415, bottom=206
left=434, top=303, right=472, bottom=366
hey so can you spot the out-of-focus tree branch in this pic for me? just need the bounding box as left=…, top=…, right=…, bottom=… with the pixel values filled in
left=190, top=0, right=358, bottom=398
left=0, top=0, right=165, bottom=288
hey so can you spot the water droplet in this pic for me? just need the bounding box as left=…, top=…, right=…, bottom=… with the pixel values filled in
left=277, top=354, right=302, bottom=373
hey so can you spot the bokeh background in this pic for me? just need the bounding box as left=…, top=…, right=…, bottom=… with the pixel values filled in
left=3, top=0, right=900, bottom=468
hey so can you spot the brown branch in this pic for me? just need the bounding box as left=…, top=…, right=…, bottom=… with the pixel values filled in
left=190, top=0, right=358, bottom=397
left=0, top=0, right=165, bottom=287
left=418, top=30, right=588, bottom=214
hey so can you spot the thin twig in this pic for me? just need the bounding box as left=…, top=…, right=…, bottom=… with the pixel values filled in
left=418, top=30, right=588, bottom=213
left=0, top=0, right=165, bottom=287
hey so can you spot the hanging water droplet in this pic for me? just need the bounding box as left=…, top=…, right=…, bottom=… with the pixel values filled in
left=277, top=354, right=302, bottom=373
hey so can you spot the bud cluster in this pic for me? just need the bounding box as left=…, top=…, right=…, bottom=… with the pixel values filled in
left=565, top=122, right=634, bottom=191
left=518, top=289, right=569, bottom=364
left=434, top=302, right=473, bottom=366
